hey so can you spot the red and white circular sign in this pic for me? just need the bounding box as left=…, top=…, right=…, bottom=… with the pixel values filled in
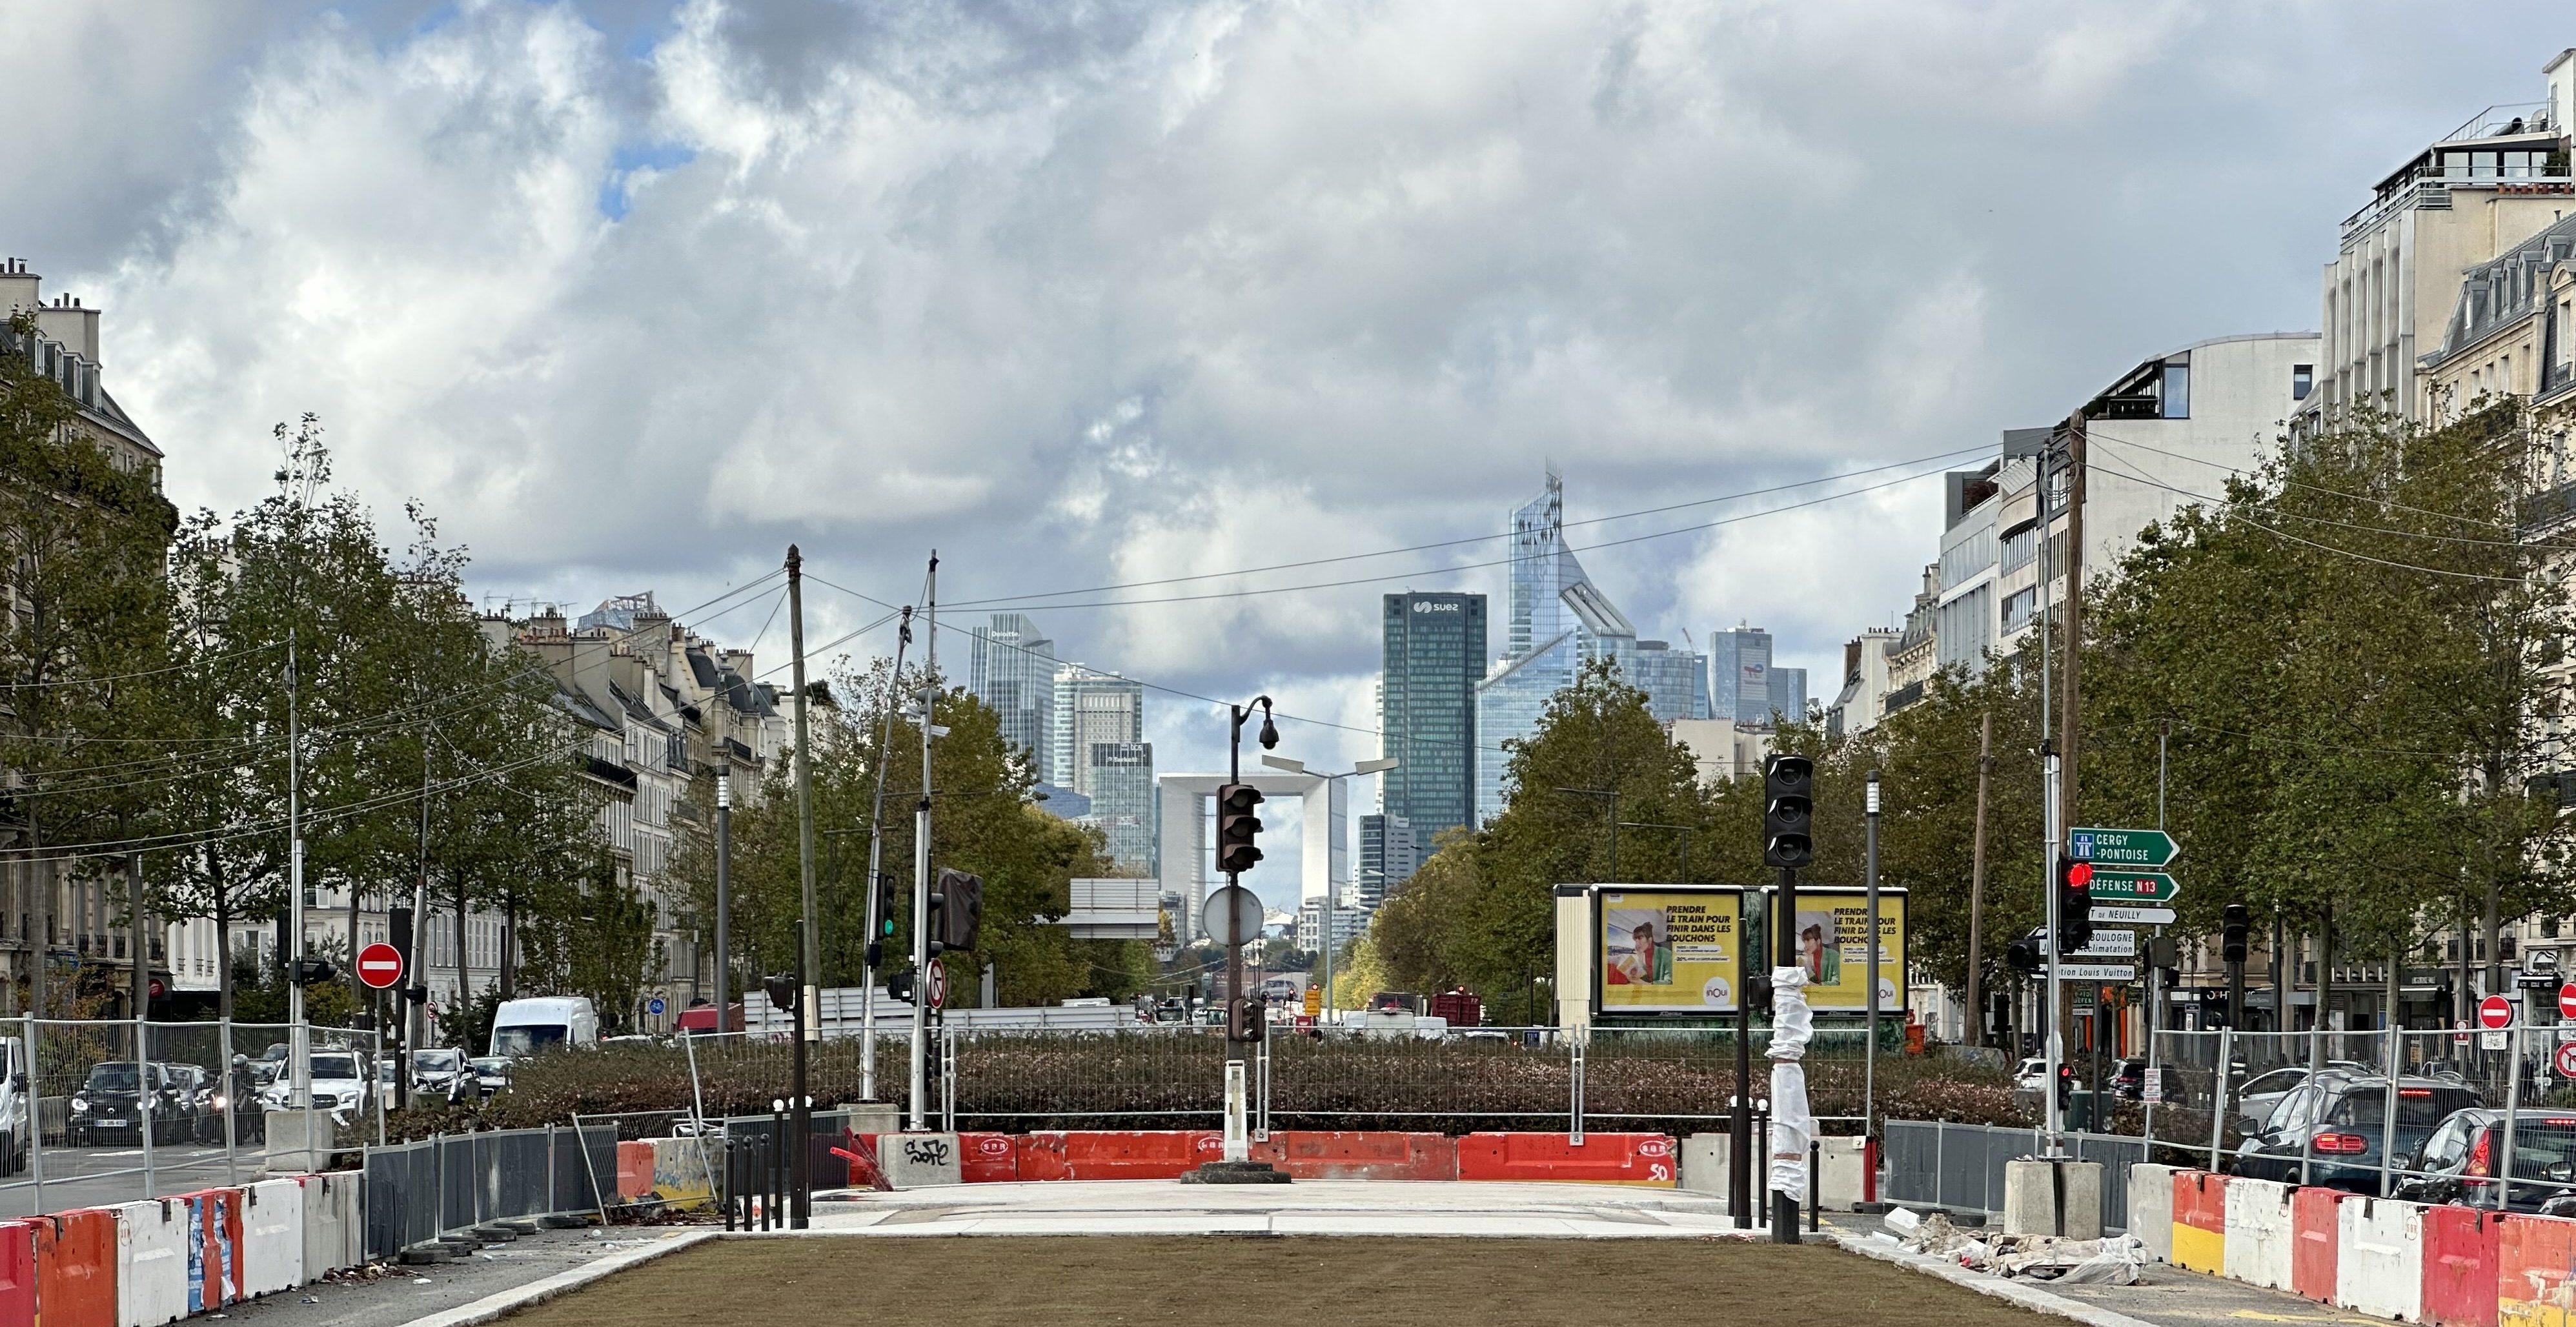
left=2559, top=982, right=2576, bottom=1020
left=2480, top=993, right=2517, bottom=1030
left=926, top=962, right=948, bottom=1010
left=356, top=942, right=405, bottom=990
left=2557, top=1041, right=2576, bottom=1079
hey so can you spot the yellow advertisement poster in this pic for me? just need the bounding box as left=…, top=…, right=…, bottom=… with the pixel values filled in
left=1596, top=887, right=1742, bottom=1014
left=1772, top=887, right=1907, bottom=1012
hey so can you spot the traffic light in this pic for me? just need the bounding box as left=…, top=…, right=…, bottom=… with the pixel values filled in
left=2055, top=854, right=2093, bottom=956
left=934, top=868, right=984, bottom=951
left=2222, top=902, right=2251, bottom=964
left=866, top=873, right=897, bottom=968
left=1216, top=784, right=1266, bottom=875
left=1228, top=996, right=1265, bottom=1043
left=289, top=958, right=336, bottom=987
left=886, top=967, right=917, bottom=1004
left=1761, top=755, right=1814, bottom=869
left=762, top=974, right=797, bottom=1012
left=2006, top=927, right=2046, bottom=974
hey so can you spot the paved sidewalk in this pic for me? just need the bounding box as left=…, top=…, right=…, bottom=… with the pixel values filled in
left=207, top=1228, right=705, bottom=1327
left=809, top=1179, right=1760, bottom=1237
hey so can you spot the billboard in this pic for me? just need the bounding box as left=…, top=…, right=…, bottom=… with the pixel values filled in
left=1592, top=886, right=1743, bottom=1015
left=1761, top=886, right=1907, bottom=1012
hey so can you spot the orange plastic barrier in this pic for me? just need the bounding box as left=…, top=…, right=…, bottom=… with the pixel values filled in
left=35, top=1210, right=116, bottom=1327
left=2171, top=1170, right=2227, bottom=1275
left=1455, top=1133, right=1677, bottom=1185
left=2424, top=1204, right=2503, bottom=1327
left=2499, top=1215, right=2576, bottom=1327
left=958, top=1133, right=1018, bottom=1184
left=616, top=1141, right=655, bottom=1200
left=2291, top=1187, right=2348, bottom=1302
left=1013, top=1131, right=1224, bottom=1181
left=179, top=1188, right=242, bottom=1312
left=1252, top=1131, right=1458, bottom=1181
left=0, top=1221, right=33, bottom=1327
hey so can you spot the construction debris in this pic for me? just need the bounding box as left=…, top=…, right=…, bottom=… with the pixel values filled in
left=1879, top=1210, right=2147, bottom=1286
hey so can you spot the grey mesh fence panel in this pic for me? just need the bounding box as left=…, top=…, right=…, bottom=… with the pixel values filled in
left=1881, top=1120, right=1939, bottom=1206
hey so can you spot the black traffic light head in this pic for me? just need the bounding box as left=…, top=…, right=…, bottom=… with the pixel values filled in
left=874, top=873, right=898, bottom=940
left=935, top=868, right=984, bottom=951
left=2221, top=902, right=2251, bottom=964
left=1216, top=783, right=1266, bottom=875
left=2005, top=927, right=2046, bottom=974
left=1228, top=995, right=1265, bottom=1044
left=1761, top=755, right=1814, bottom=869
left=762, top=975, right=797, bottom=1011
left=886, top=967, right=916, bottom=1004
left=289, top=957, right=336, bottom=988
left=2055, top=854, right=2093, bottom=956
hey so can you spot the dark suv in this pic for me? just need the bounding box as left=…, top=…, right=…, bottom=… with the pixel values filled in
left=2233, top=1071, right=2484, bottom=1192
left=67, top=1062, right=191, bottom=1147
left=2396, top=1109, right=2576, bottom=1212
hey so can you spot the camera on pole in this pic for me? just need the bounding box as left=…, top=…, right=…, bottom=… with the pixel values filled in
left=1761, top=755, right=1814, bottom=869
left=2055, top=855, right=2093, bottom=956
left=1217, top=784, right=1266, bottom=875
left=2221, top=902, right=2250, bottom=964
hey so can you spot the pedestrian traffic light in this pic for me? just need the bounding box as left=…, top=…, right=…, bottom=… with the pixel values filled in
left=1216, top=783, right=1265, bottom=875
left=2222, top=902, right=2250, bottom=964
left=1761, top=754, right=1814, bottom=869
left=934, top=868, right=984, bottom=951
left=886, top=967, right=916, bottom=1004
left=2006, top=926, right=2046, bottom=973
left=2056, top=854, right=2093, bottom=956
left=762, top=975, right=797, bottom=1012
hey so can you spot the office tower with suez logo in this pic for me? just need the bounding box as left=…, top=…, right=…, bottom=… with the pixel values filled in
left=1380, top=592, right=1486, bottom=849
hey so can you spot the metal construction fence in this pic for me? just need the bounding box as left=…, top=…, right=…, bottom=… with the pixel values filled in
left=542, top=1021, right=1911, bottom=1137
left=1881, top=1120, right=2145, bottom=1231
left=2080, top=1026, right=2576, bottom=1201
left=0, top=1015, right=383, bottom=1220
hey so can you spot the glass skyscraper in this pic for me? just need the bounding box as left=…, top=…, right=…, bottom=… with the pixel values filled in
left=1710, top=625, right=1807, bottom=727
left=1473, top=471, right=1639, bottom=826
left=969, top=613, right=1055, bottom=780
left=1051, top=666, right=1153, bottom=871
left=1627, top=639, right=1712, bottom=725
left=1380, top=591, right=1485, bottom=842
left=1079, top=741, right=1156, bottom=873
left=1357, top=813, right=1419, bottom=911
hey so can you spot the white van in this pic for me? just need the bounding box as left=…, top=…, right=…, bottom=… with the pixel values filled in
left=488, top=997, right=600, bottom=1059
left=0, top=1037, right=27, bottom=1175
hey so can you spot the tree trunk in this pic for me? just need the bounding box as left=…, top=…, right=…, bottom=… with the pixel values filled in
left=453, top=867, right=469, bottom=1026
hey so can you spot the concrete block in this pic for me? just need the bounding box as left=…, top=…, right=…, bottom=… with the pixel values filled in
left=260, top=1113, right=328, bottom=1177
left=2224, top=1177, right=2295, bottom=1291
left=2002, top=1159, right=2103, bottom=1239
left=840, top=1103, right=901, bottom=1136
left=2128, top=1164, right=2176, bottom=1264
left=1818, top=1137, right=1867, bottom=1211
left=1679, top=1133, right=1732, bottom=1199
left=879, top=1134, right=962, bottom=1189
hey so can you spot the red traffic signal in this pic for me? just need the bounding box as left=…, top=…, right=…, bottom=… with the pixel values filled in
left=1216, top=784, right=1265, bottom=875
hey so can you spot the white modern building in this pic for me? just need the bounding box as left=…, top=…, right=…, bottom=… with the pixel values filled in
left=1156, top=771, right=1348, bottom=942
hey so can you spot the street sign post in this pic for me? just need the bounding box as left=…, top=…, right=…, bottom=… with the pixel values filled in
left=646, top=995, right=667, bottom=1018
left=356, top=942, right=403, bottom=990
left=2480, top=993, right=2517, bottom=1029
left=2086, top=869, right=2180, bottom=905
left=2093, top=906, right=2176, bottom=924
left=2067, top=827, right=2180, bottom=869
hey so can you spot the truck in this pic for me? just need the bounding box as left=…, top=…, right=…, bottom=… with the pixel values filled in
left=488, top=997, right=600, bottom=1059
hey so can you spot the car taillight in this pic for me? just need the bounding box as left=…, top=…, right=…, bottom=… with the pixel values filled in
left=2400, top=1088, right=2433, bottom=1097
left=2313, top=1132, right=2369, bottom=1155
left=2468, top=1130, right=2493, bottom=1177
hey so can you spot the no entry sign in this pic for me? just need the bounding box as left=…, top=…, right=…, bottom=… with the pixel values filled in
left=357, top=942, right=404, bottom=989
left=2559, top=982, right=2576, bottom=1020
left=2480, top=993, right=2517, bottom=1030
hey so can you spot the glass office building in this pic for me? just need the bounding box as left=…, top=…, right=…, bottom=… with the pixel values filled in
left=969, top=613, right=1057, bottom=781
left=1474, top=471, right=1639, bottom=825
left=1380, top=592, right=1486, bottom=842
left=1710, top=625, right=1807, bottom=727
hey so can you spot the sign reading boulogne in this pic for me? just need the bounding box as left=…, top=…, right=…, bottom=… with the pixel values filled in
left=2067, top=827, right=2180, bottom=869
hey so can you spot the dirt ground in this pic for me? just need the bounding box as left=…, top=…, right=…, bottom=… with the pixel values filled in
left=498, top=1236, right=2064, bottom=1327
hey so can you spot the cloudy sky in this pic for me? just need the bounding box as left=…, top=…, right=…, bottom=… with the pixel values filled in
left=5, top=0, right=2561, bottom=907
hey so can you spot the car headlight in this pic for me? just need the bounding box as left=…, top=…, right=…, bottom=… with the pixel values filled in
left=212, top=1095, right=227, bottom=1111
left=69, top=1097, right=88, bottom=1114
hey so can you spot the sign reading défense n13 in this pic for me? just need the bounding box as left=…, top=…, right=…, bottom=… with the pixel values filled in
left=1594, top=886, right=1743, bottom=1015
left=1760, top=885, right=1909, bottom=1013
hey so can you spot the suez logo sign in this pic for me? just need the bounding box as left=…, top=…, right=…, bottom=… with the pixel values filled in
left=1411, top=600, right=1464, bottom=613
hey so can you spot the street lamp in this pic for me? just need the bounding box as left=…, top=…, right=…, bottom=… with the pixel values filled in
left=1259, top=753, right=1398, bottom=1023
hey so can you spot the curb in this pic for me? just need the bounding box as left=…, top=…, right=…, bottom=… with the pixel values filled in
left=1825, top=1229, right=2162, bottom=1327
left=395, top=1230, right=720, bottom=1327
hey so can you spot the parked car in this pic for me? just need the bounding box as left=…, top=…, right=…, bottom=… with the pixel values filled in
left=259, top=1051, right=374, bottom=1122
left=68, top=1061, right=190, bottom=1146
left=2014, top=1057, right=2049, bottom=1091
left=489, top=997, right=600, bottom=1059
left=2234, top=1071, right=2484, bottom=1192
left=467, top=1056, right=512, bottom=1098
left=2114, top=1058, right=2149, bottom=1100
left=2395, top=1109, right=2576, bottom=1212
left=410, top=1048, right=471, bottom=1104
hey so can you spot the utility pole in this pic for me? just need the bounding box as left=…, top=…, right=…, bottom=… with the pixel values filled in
left=1965, top=712, right=1991, bottom=1045
left=287, top=633, right=309, bottom=1115
left=2060, top=411, right=2086, bottom=829
left=786, top=545, right=816, bottom=1228
left=860, top=605, right=913, bottom=1104
left=714, top=773, right=730, bottom=1030
left=409, top=720, right=430, bottom=1073
left=1864, top=770, right=1882, bottom=1144
left=908, top=554, right=938, bottom=1132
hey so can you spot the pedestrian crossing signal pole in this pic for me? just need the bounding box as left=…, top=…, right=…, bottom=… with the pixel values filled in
left=1762, top=753, right=1814, bottom=1244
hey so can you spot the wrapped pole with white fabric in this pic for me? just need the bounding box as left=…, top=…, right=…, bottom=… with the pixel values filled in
left=1768, top=962, right=1813, bottom=1240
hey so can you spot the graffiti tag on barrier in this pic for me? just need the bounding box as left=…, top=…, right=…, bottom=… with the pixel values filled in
left=901, top=1137, right=953, bottom=1167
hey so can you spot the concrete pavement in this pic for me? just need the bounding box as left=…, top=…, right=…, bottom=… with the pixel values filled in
left=0, top=1144, right=263, bottom=1217
left=807, top=1179, right=1764, bottom=1237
